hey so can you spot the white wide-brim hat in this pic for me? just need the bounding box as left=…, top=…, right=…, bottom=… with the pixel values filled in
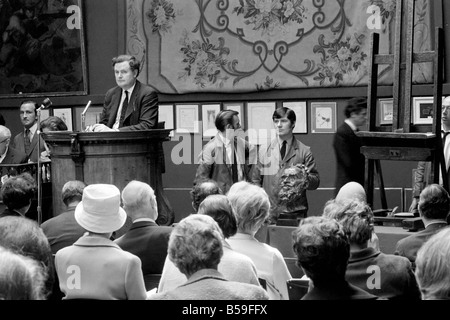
left=75, top=184, right=127, bottom=233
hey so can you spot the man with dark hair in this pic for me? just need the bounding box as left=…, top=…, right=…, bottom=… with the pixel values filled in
left=87, top=54, right=159, bottom=132
left=194, top=110, right=256, bottom=194
left=252, top=107, right=320, bottom=222
left=11, top=100, right=46, bottom=163
left=333, top=97, right=367, bottom=196
left=190, top=179, right=222, bottom=212
left=41, top=180, right=87, bottom=254
left=395, top=184, right=450, bottom=266
left=292, top=216, right=378, bottom=300
left=0, top=172, right=36, bottom=218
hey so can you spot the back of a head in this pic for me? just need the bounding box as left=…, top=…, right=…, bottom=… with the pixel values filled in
left=336, top=182, right=367, bottom=202
left=0, top=125, right=11, bottom=140
left=292, top=216, right=350, bottom=284
left=227, top=181, right=270, bottom=233
left=0, top=217, right=53, bottom=296
left=345, top=97, right=367, bottom=118
left=323, top=198, right=373, bottom=245
left=168, top=214, right=223, bottom=277
left=61, top=180, right=86, bottom=207
left=0, top=246, right=46, bottom=300
left=40, top=116, right=68, bottom=132
left=197, top=194, right=237, bottom=239
left=122, top=180, right=158, bottom=220
left=415, top=227, right=450, bottom=300
left=190, top=179, right=223, bottom=212
left=418, top=184, right=450, bottom=220
left=214, top=110, right=238, bottom=132
left=1, top=172, right=36, bottom=211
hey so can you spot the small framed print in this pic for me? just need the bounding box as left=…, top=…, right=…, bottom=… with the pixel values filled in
left=223, top=102, right=245, bottom=128
left=202, top=104, right=221, bottom=139
left=159, top=104, right=175, bottom=137
left=176, top=104, right=199, bottom=134
left=412, top=97, right=434, bottom=125
left=311, top=102, right=337, bottom=133
left=52, top=108, right=73, bottom=131
left=378, top=98, right=393, bottom=125
left=39, top=109, right=50, bottom=122
left=283, top=101, right=307, bottom=133
left=247, top=102, right=277, bottom=145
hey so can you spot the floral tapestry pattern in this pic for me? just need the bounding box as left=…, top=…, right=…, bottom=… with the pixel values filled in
left=126, top=0, right=433, bottom=94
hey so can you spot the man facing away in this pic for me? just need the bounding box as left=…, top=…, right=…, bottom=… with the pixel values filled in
left=252, top=107, right=320, bottom=222
left=333, top=97, right=367, bottom=196
left=114, top=180, right=173, bottom=290
left=194, top=110, right=256, bottom=194
left=87, top=55, right=159, bottom=132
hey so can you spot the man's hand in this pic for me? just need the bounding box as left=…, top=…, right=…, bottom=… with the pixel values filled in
left=86, top=124, right=118, bottom=132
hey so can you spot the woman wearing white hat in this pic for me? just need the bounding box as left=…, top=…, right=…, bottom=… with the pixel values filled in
left=54, top=184, right=148, bottom=300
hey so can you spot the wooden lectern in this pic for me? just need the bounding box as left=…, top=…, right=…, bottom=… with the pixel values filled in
left=41, top=130, right=175, bottom=226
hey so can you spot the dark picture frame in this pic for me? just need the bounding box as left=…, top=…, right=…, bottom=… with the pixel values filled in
left=0, top=0, right=88, bottom=97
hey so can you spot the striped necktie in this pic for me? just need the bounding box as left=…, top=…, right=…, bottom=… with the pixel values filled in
left=24, top=129, right=31, bottom=155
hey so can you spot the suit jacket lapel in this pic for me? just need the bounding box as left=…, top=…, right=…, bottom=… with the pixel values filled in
left=281, top=138, right=297, bottom=164
left=28, top=131, right=39, bottom=155
left=109, top=88, right=122, bottom=127
left=124, top=81, right=140, bottom=121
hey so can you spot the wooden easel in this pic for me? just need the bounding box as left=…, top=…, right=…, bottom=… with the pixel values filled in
left=357, top=0, right=446, bottom=210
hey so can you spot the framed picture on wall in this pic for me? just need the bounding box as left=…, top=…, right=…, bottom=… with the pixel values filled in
left=223, top=103, right=245, bottom=128
left=282, top=101, right=307, bottom=133
left=39, top=109, right=50, bottom=122
left=176, top=104, right=199, bottom=134
left=412, top=97, right=434, bottom=125
left=0, top=0, right=88, bottom=97
left=311, top=102, right=337, bottom=133
left=378, top=98, right=393, bottom=125
left=158, top=104, right=175, bottom=137
left=247, top=102, right=277, bottom=145
left=202, top=104, right=221, bottom=139
left=52, top=108, right=73, bottom=131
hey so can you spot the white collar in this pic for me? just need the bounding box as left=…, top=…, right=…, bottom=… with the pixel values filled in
left=133, top=218, right=156, bottom=224
left=345, top=119, right=358, bottom=131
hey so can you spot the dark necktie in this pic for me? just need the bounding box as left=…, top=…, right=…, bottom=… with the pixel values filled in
left=280, top=140, right=287, bottom=160
left=442, top=131, right=450, bottom=147
left=24, top=129, right=31, bottom=155
left=119, top=90, right=129, bottom=128
left=232, top=140, right=238, bottom=183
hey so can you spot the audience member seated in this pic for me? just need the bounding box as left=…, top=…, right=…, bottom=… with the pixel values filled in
left=39, top=116, right=68, bottom=161
left=158, top=195, right=260, bottom=293
left=0, top=172, right=35, bottom=218
left=54, top=184, right=148, bottom=300
left=227, top=181, right=292, bottom=300
left=335, top=181, right=379, bottom=250
left=273, top=164, right=309, bottom=223
left=394, top=184, right=449, bottom=267
left=0, top=125, right=18, bottom=166
left=292, top=216, right=378, bottom=300
left=41, top=180, right=87, bottom=254
left=190, top=179, right=222, bottom=213
left=114, top=180, right=173, bottom=290
left=415, top=227, right=450, bottom=300
left=148, top=214, right=269, bottom=300
left=0, top=216, right=54, bottom=299
left=0, top=246, right=47, bottom=300
left=323, top=198, right=420, bottom=300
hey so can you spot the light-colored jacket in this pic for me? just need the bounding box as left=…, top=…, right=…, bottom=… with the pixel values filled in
left=55, top=235, right=147, bottom=300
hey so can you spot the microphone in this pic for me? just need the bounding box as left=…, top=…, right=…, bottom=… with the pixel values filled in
left=82, top=100, right=92, bottom=116
left=39, top=98, right=52, bottom=110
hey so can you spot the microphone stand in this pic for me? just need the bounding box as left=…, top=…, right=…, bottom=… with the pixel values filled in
left=36, top=98, right=52, bottom=226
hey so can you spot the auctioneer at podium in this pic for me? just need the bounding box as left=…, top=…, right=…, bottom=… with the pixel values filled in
left=41, top=130, right=174, bottom=226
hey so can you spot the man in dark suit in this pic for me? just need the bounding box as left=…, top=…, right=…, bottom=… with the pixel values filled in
left=395, top=184, right=449, bottom=267
left=11, top=101, right=46, bottom=163
left=87, top=55, right=158, bottom=132
left=114, top=180, right=173, bottom=290
left=195, top=110, right=256, bottom=194
left=41, top=180, right=87, bottom=254
left=333, top=97, right=367, bottom=196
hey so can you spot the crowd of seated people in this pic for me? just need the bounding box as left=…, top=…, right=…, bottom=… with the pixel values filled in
left=1, top=166, right=450, bottom=300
